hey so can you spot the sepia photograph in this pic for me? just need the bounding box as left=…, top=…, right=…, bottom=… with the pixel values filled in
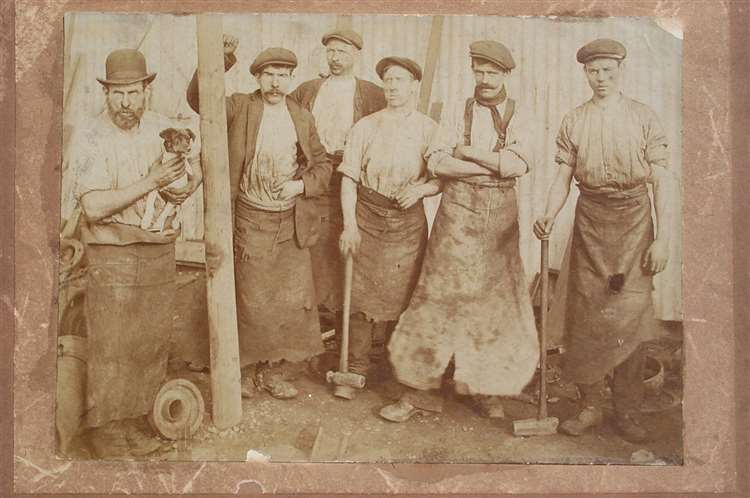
left=56, top=11, right=684, bottom=465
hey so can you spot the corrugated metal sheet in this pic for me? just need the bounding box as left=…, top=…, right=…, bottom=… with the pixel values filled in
left=62, top=13, right=682, bottom=319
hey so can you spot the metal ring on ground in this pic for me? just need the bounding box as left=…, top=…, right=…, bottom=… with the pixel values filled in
left=149, top=378, right=205, bottom=440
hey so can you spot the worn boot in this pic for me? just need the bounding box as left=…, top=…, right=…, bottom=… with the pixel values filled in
left=255, top=367, right=298, bottom=400
left=474, top=395, right=506, bottom=419
left=559, top=406, right=604, bottom=436
left=123, top=417, right=163, bottom=457
left=379, top=399, right=430, bottom=423
left=87, top=421, right=130, bottom=459
left=616, top=411, right=649, bottom=443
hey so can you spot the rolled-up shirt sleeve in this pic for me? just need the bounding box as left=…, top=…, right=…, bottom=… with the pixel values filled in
left=337, top=121, right=366, bottom=183
left=425, top=103, right=462, bottom=178
left=644, top=109, right=669, bottom=170
left=499, top=110, right=534, bottom=177
left=554, top=113, right=577, bottom=168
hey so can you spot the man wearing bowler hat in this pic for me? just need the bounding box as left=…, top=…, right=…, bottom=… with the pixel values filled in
left=290, top=30, right=385, bottom=333
left=187, top=36, right=331, bottom=400
left=381, top=41, right=539, bottom=422
left=534, top=39, right=674, bottom=442
left=334, top=56, right=439, bottom=399
left=74, top=48, right=203, bottom=457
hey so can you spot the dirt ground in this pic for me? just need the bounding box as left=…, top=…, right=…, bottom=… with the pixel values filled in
left=157, top=330, right=683, bottom=465
left=62, top=267, right=683, bottom=465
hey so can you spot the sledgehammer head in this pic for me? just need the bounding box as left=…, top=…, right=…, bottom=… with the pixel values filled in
left=325, top=371, right=366, bottom=389
left=512, top=416, right=559, bottom=437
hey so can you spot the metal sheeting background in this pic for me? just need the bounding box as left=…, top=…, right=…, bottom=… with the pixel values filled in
left=62, top=13, right=682, bottom=320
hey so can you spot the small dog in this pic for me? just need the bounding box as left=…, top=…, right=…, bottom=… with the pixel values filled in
left=141, top=128, right=195, bottom=232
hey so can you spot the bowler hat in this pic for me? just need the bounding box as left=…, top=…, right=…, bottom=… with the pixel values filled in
left=376, top=56, right=423, bottom=81
left=96, top=49, right=156, bottom=86
left=250, top=47, right=298, bottom=75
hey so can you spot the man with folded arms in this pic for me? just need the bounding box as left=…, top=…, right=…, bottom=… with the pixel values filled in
left=381, top=41, right=539, bottom=422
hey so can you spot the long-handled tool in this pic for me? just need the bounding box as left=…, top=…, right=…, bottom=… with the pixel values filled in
left=326, top=253, right=365, bottom=399
left=513, top=239, right=559, bottom=436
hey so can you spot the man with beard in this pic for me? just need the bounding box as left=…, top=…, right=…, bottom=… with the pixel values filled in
left=74, top=49, right=202, bottom=457
left=335, top=57, right=439, bottom=399
left=534, top=39, right=673, bottom=442
left=187, top=36, right=331, bottom=400
left=380, top=41, right=539, bottom=422
left=289, top=29, right=385, bottom=343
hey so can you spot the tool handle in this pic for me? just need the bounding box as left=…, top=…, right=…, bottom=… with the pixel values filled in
left=539, top=238, right=550, bottom=420
left=339, top=253, right=354, bottom=373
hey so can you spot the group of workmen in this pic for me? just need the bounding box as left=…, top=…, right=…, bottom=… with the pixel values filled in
left=71, top=27, right=673, bottom=458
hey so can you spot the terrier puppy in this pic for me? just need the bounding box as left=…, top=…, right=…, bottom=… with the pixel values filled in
left=141, top=128, right=195, bottom=232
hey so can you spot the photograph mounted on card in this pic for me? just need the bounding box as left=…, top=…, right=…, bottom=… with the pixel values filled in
left=57, top=11, right=683, bottom=465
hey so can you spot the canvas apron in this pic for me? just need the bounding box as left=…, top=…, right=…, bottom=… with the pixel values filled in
left=82, top=241, right=174, bottom=428
left=309, top=152, right=345, bottom=310
left=349, top=185, right=428, bottom=322
left=562, top=183, right=659, bottom=384
left=388, top=98, right=539, bottom=396
left=233, top=195, right=323, bottom=367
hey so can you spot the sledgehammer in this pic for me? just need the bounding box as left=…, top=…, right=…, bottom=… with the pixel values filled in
left=513, top=239, right=559, bottom=437
left=326, top=253, right=365, bottom=399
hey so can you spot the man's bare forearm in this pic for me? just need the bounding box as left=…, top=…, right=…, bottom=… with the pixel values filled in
left=650, top=166, right=674, bottom=244
left=80, top=176, right=157, bottom=222
left=432, top=154, right=494, bottom=178
left=543, top=164, right=575, bottom=219
left=340, top=176, right=358, bottom=228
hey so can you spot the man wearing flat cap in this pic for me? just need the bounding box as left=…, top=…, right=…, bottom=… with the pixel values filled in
left=380, top=40, right=539, bottom=422
left=534, top=38, right=674, bottom=442
left=187, top=36, right=332, bottom=400
left=289, top=28, right=386, bottom=357
left=334, top=56, right=439, bottom=399
left=73, top=49, right=203, bottom=457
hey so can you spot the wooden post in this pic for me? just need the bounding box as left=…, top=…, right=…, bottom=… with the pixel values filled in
left=196, top=14, right=242, bottom=429
left=418, top=15, right=444, bottom=115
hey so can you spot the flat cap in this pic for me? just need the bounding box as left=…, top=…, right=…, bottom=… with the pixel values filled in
left=576, top=38, right=627, bottom=64
left=321, top=28, right=363, bottom=50
left=376, top=56, right=423, bottom=81
left=469, top=40, right=516, bottom=71
left=250, top=47, right=298, bottom=75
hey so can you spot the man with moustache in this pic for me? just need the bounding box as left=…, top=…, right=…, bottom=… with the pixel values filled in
left=289, top=29, right=385, bottom=345
left=187, top=36, right=331, bottom=400
left=380, top=41, right=539, bottom=422
left=534, top=39, right=673, bottom=442
left=74, top=49, right=202, bottom=457
left=335, top=57, right=439, bottom=399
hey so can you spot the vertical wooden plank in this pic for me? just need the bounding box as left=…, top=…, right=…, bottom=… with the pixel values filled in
left=418, top=15, right=444, bottom=114
left=196, top=13, right=242, bottom=430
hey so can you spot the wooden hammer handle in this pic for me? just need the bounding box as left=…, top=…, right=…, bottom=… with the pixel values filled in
left=339, top=253, right=354, bottom=373
left=539, top=239, right=550, bottom=420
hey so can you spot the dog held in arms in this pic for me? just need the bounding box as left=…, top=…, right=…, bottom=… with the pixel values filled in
left=141, top=127, right=195, bottom=232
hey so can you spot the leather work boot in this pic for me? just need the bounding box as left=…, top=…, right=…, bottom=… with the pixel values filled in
left=379, top=399, right=429, bottom=423
left=124, top=418, right=163, bottom=457
left=240, top=375, right=256, bottom=399
left=559, top=405, right=604, bottom=436
left=87, top=421, right=131, bottom=459
left=255, top=369, right=298, bottom=400
left=616, top=412, right=649, bottom=443
left=474, top=395, right=506, bottom=419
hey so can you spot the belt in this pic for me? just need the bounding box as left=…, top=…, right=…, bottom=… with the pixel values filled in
left=578, top=183, right=648, bottom=200
left=357, top=184, right=423, bottom=213
left=456, top=176, right=516, bottom=189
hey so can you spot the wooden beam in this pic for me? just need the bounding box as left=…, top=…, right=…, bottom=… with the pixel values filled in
left=418, top=15, right=444, bottom=115
left=196, top=14, right=242, bottom=430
